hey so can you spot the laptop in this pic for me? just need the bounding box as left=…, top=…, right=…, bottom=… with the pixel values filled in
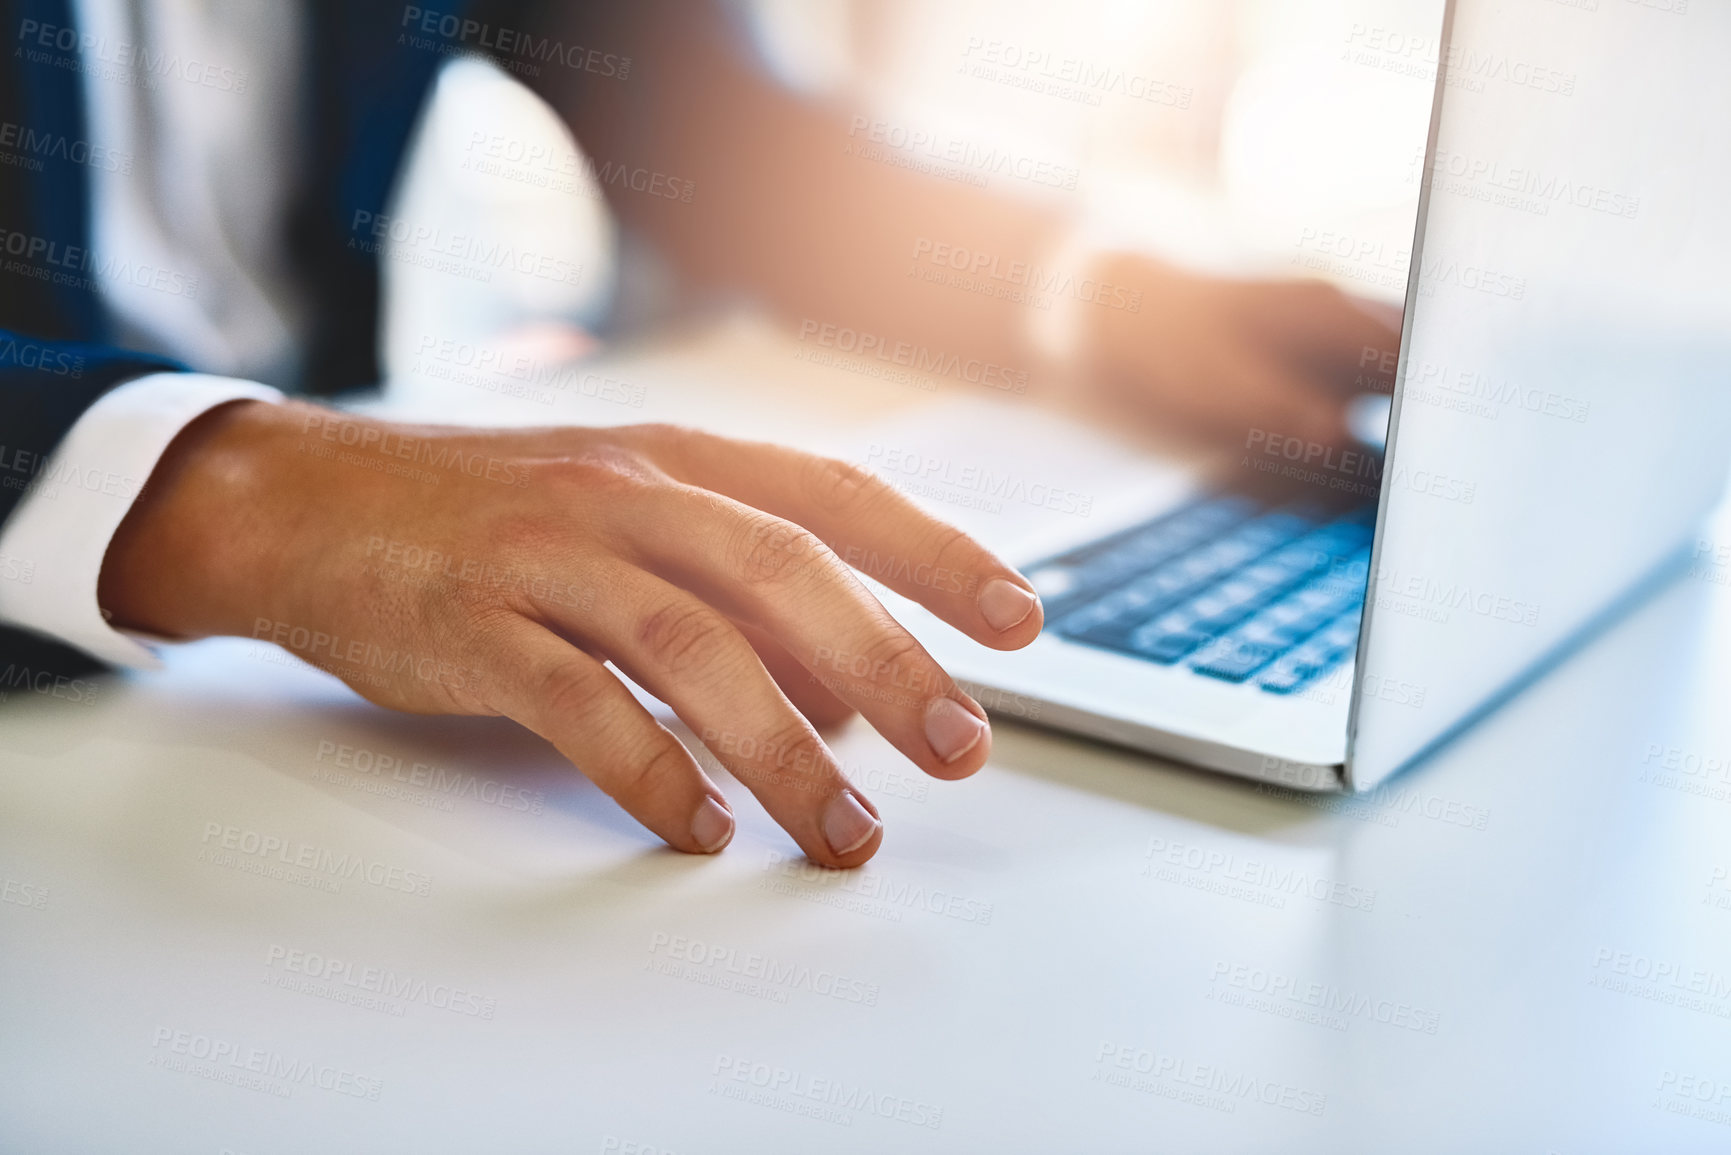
left=873, top=0, right=1731, bottom=793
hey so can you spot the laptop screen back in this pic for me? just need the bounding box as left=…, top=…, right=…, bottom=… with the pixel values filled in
left=1349, top=0, right=1731, bottom=789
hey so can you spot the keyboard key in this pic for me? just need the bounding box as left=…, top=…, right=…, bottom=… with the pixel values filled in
left=1130, top=626, right=1214, bottom=664
left=1287, top=636, right=1350, bottom=669
left=1026, top=564, right=1079, bottom=601
left=1192, top=604, right=1258, bottom=634
left=1317, top=621, right=1361, bottom=649
left=1256, top=652, right=1339, bottom=693
left=1188, top=586, right=1253, bottom=618
left=1256, top=664, right=1312, bottom=694
left=1190, top=639, right=1283, bottom=682
left=1234, top=616, right=1309, bottom=650
left=1236, top=560, right=1302, bottom=587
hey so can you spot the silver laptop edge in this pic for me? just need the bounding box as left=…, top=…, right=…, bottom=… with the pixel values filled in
left=1344, top=0, right=1731, bottom=792
left=1341, top=0, right=1457, bottom=792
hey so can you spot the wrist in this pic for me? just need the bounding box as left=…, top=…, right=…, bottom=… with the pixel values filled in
left=98, top=399, right=304, bottom=641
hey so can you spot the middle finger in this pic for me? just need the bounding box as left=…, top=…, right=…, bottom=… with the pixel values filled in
left=618, top=484, right=994, bottom=781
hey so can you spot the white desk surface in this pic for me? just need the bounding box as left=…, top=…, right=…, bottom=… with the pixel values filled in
left=5, top=326, right=1731, bottom=1154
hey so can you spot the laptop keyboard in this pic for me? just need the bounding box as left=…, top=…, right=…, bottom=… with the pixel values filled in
left=1025, top=496, right=1373, bottom=695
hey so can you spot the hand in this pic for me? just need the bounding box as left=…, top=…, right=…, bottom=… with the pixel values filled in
left=1082, top=254, right=1402, bottom=448
left=98, top=402, right=1044, bottom=867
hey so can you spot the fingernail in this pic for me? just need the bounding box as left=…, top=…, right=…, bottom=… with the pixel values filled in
left=925, top=697, right=987, bottom=764
left=691, top=796, right=734, bottom=853
left=822, top=790, right=880, bottom=857
left=979, top=577, right=1038, bottom=631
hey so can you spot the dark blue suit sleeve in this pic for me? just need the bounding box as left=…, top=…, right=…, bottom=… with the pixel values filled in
left=0, top=332, right=182, bottom=685
left=0, top=331, right=183, bottom=528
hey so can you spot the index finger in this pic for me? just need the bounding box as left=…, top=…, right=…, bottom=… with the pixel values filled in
left=640, top=428, right=1044, bottom=651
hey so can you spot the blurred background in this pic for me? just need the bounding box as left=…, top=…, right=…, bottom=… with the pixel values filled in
left=378, top=0, right=1442, bottom=407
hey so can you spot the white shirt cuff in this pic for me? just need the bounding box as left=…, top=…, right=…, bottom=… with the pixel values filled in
left=0, top=372, right=283, bottom=668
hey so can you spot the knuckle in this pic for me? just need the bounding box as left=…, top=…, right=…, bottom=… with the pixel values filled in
left=546, top=444, right=664, bottom=493
left=859, top=629, right=927, bottom=680
left=636, top=600, right=738, bottom=677
left=444, top=602, right=518, bottom=661
left=731, top=513, right=831, bottom=591
left=828, top=629, right=940, bottom=701
left=620, top=422, right=702, bottom=467
left=921, top=522, right=978, bottom=579
left=735, top=717, right=829, bottom=788
left=535, top=658, right=609, bottom=723
left=484, top=512, right=566, bottom=560
left=444, top=570, right=499, bottom=619
left=631, top=421, right=697, bottom=448
left=453, top=582, right=523, bottom=630
left=802, top=455, right=895, bottom=519
left=609, top=738, right=694, bottom=804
